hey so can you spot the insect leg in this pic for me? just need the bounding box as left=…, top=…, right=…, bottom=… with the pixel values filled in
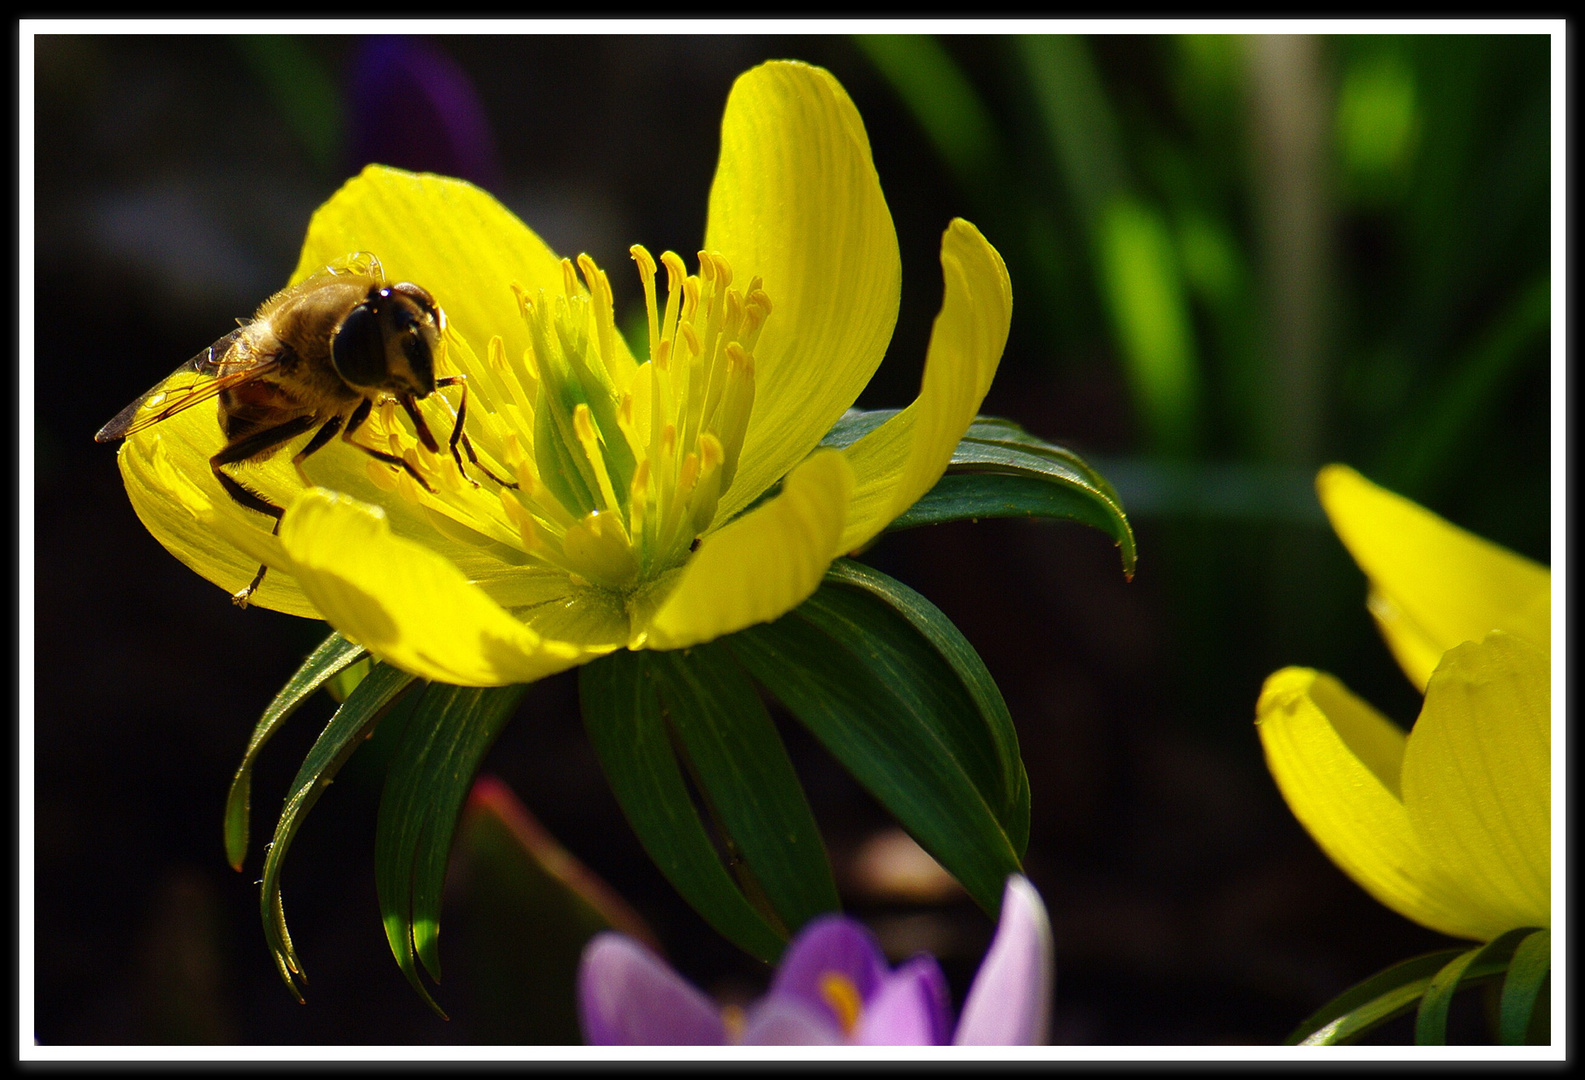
left=209, top=413, right=320, bottom=607
left=435, top=375, right=517, bottom=489
left=340, top=398, right=437, bottom=494
left=400, top=394, right=439, bottom=453
left=291, top=415, right=345, bottom=486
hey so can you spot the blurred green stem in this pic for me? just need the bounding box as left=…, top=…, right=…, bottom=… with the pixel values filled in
left=1018, top=34, right=1203, bottom=456
left=1244, top=35, right=1332, bottom=467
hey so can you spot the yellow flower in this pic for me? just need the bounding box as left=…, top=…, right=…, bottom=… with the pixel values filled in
left=113, top=60, right=1012, bottom=688
left=1256, top=465, right=1550, bottom=941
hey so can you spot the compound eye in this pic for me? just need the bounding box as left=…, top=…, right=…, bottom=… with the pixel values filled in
left=390, top=282, right=445, bottom=332
left=330, top=302, right=388, bottom=389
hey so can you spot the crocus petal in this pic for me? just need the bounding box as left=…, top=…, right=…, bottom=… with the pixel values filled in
left=704, top=60, right=901, bottom=521
left=640, top=450, right=853, bottom=651
left=1255, top=667, right=1489, bottom=939
left=577, top=933, right=727, bottom=1046
left=855, top=956, right=953, bottom=1046
left=839, top=218, right=1011, bottom=553
left=292, top=165, right=637, bottom=390
left=954, top=875, right=1053, bottom=1045
left=767, top=915, right=890, bottom=1031
left=738, top=997, right=844, bottom=1045
left=1317, top=464, right=1551, bottom=692
left=1401, top=632, right=1550, bottom=936
left=278, top=488, right=609, bottom=687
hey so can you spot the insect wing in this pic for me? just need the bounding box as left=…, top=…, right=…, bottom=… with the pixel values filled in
left=95, top=329, right=273, bottom=442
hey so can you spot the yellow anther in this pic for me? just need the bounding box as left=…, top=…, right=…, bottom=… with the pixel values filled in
left=515, top=511, right=544, bottom=555
left=628, top=458, right=650, bottom=541
left=561, top=257, right=580, bottom=299
left=573, top=403, right=621, bottom=513
left=721, top=1005, right=746, bottom=1044
left=659, top=250, right=687, bottom=355
left=697, top=250, right=715, bottom=285
left=654, top=337, right=672, bottom=372
left=503, top=431, right=525, bottom=470
left=573, top=402, right=597, bottom=444
left=818, top=973, right=864, bottom=1036
left=631, top=244, right=661, bottom=365
left=488, top=334, right=508, bottom=370
left=367, top=460, right=399, bottom=492
left=498, top=488, right=528, bottom=529
left=679, top=322, right=701, bottom=357
left=677, top=451, right=699, bottom=495
left=681, top=276, right=701, bottom=325
left=514, top=461, right=540, bottom=497
left=699, top=431, right=724, bottom=472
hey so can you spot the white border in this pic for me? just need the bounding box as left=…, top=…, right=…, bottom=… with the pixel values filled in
left=17, top=16, right=1567, bottom=1064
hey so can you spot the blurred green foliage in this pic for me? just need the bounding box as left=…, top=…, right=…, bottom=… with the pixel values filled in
left=856, top=33, right=1549, bottom=522
left=855, top=33, right=1550, bottom=748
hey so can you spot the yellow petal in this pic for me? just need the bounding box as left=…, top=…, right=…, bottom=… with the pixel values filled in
left=1317, top=464, right=1550, bottom=692
left=119, top=425, right=321, bottom=618
left=1256, top=667, right=1490, bottom=939
left=1401, top=632, right=1550, bottom=936
left=838, top=219, right=1011, bottom=553
left=704, top=61, right=901, bottom=521
left=278, top=488, right=612, bottom=687
left=641, top=450, right=853, bottom=651
left=292, top=165, right=637, bottom=389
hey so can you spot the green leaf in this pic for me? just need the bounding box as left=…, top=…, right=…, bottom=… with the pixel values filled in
left=224, top=631, right=366, bottom=871
left=375, top=682, right=526, bottom=1017
left=649, top=645, right=839, bottom=935
left=1499, top=929, right=1550, bottom=1045
left=1287, top=947, right=1514, bottom=1046
left=1414, top=929, right=1528, bottom=1044
left=823, top=559, right=1028, bottom=857
left=822, top=410, right=1136, bottom=578
left=728, top=571, right=1025, bottom=917
left=1286, top=949, right=1463, bottom=1045
left=259, top=661, right=418, bottom=1001
left=579, top=651, right=786, bottom=963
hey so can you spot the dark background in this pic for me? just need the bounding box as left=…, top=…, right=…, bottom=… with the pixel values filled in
left=32, top=33, right=1551, bottom=1045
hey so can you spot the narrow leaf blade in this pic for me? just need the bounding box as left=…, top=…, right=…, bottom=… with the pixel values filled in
left=1287, top=948, right=1514, bottom=1046
left=224, top=631, right=366, bottom=870
left=821, top=409, right=1136, bottom=576
left=729, top=589, right=1023, bottom=916
left=823, top=559, right=1028, bottom=856
left=1499, top=929, right=1550, bottom=1045
left=651, top=645, right=840, bottom=935
left=258, top=661, right=417, bottom=1000
left=375, top=682, right=526, bottom=1016
left=1415, top=929, right=1530, bottom=1044
left=579, top=651, right=786, bottom=962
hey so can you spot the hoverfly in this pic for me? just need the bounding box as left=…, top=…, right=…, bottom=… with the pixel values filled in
left=96, top=254, right=511, bottom=606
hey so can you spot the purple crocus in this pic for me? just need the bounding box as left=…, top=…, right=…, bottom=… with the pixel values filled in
left=579, top=875, right=1052, bottom=1045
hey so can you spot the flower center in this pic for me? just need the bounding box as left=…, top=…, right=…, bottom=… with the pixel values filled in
left=818, top=972, right=864, bottom=1036
left=366, top=247, right=767, bottom=594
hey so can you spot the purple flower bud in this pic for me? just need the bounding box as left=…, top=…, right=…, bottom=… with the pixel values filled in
left=577, top=874, right=1053, bottom=1045
left=346, top=35, right=499, bottom=189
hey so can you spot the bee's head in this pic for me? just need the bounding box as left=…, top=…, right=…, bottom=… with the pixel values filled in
left=330, top=282, right=446, bottom=397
